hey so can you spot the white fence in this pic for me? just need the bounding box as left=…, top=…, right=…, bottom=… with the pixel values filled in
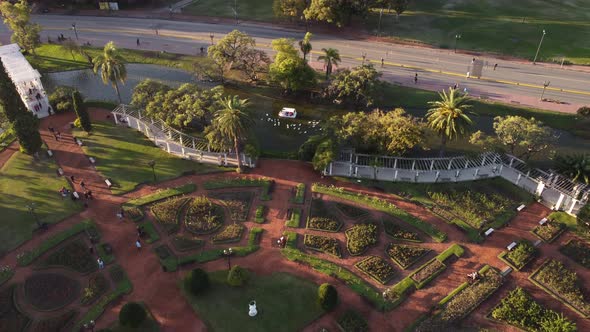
left=111, top=104, right=255, bottom=168
left=328, top=150, right=589, bottom=215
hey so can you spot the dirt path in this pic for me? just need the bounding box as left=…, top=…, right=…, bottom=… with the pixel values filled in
left=0, top=141, right=19, bottom=169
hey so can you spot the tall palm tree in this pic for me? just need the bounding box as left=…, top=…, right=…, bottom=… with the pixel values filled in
left=92, top=41, right=127, bottom=103
left=214, top=95, right=253, bottom=170
left=555, top=153, right=590, bottom=184
left=318, top=48, right=341, bottom=79
left=426, top=88, right=473, bottom=157
left=299, top=32, right=313, bottom=62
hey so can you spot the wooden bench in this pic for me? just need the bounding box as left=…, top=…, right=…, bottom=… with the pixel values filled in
left=539, top=218, right=547, bottom=225
left=484, top=228, right=494, bottom=236
left=72, top=191, right=80, bottom=199
left=516, top=204, right=526, bottom=211
left=47, top=150, right=53, bottom=157
left=105, top=179, right=112, bottom=188
left=58, top=168, right=64, bottom=176
left=507, top=242, right=518, bottom=251
left=89, top=157, right=95, bottom=164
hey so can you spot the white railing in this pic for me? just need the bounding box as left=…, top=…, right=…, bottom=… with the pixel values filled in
left=328, top=150, right=588, bottom=215
left=111, top=104, right=255, bottom=168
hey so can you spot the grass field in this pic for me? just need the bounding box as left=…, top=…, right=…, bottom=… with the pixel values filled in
left=182, top=0, right=275, bottom=22
left=182, top=270, right=325, bottom=331
left=73, top=121, right=226, bottom=194
left=0, top=150, right=82, bottom=256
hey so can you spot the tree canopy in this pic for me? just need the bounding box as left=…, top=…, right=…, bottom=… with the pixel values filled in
left=0, top=0, right=41, bottom=54
left=12, top=111, right=42, bottom=154
left=131, top=79, right=171, bottom=110
left=324, top=64, right=381, bottom=108
left=72, top=90, right=92, bottom=132
left=268, top=38, right=316, bottom=93
left=426, top=88, right=473, bottom=156
left=93, top=41, right=127, bottom=103
left=304, top=0, right=370, bottom=27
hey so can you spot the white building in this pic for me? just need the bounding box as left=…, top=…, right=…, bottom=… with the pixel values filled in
left=0, top=44, right=51, bottom=118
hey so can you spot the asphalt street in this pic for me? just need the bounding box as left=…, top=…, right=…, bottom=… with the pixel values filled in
left=1, top=14, right=589, bottom=112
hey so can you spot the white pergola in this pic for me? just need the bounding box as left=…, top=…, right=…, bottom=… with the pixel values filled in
left=0, top=44, right=50, bottom=118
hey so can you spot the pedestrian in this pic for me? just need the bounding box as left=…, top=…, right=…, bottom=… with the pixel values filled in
left=493, top=63, right=498, bottom=71
left=381, top=57, right=384, bottom=67
left=471, top=57, right=475, bottom=64
left=80, top=180, right=86, bottom=189
left=200, top=46, right=204, bottom=54
left=453, top=83, right=458, bottom=90
left=56, top=131, right=61, bottom=139
left=70, top=175, right=76, bottom=183
left=87, top=190, right=93, bottom=199
left=135, top=238, right=142, bottom=250
left=463, top=87, right=468, bottom=94
left=136, top=38, right=140, bottom=46
left=117, top=208, right=124, bottom=219
left=54, top=134, right=59, bottom=141
left=155, top=28, right=159, bottom=35
left=48, top=126, right=54, bottom=133
left=97, top=258, right=104, bottom=269
left=414, top=73, right=418, bottom=84
left=466, top=71, right=471, bottom=78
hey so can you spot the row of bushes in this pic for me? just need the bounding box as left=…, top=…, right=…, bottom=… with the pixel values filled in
left=285, top=208, right=302, bottom=228
left=292, top=183, right=305, bottom=204
left=306, top=217, right=342, bottom=232
left=124, top=183, right=196, bottom=207
left=204, top=177, right=272, bottom=201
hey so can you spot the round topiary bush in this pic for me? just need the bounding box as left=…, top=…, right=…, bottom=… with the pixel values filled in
left=317, top=283, right=338, bottom=311
left=119, top=302, right=147, bottom=328
left=578, top=106, right=590, bottom=117
left=227, top=265, right=249, bottom=287
left=186, top=268, right=209, bottom=295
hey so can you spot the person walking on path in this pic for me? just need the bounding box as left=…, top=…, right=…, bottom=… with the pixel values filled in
left=494, top=63, right=498, bottom=71
left=54, top=133, right=59, bottom=141
left=414, top=73, right=418, bottom=84
left=70, top=175, right=76, bottom=183
left=381, top=57, right=384, bottom=68
left=97, top=258, right=104, bottom=269
left=80, top=180, right=86, bottom=189
left=135, top=238, right=142, bottom=250
left=136, top=38, right=140, bottom=46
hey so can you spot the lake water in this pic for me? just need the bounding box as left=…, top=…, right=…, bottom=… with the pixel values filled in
left=42, top=64, right=587, bottom=161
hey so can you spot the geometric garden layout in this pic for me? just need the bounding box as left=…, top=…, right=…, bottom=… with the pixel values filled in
left=1, top=113, right=590, bottom=332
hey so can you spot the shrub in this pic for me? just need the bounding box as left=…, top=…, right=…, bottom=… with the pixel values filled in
left=49, top=86, right=77, bottom=113
left=303, top=234, right=341, bottom=258
left=411, top=259, right=445, bottom=284
left=227, top=265, right=249, bottom=287
left=387, top=243, right=430, bottom=269
left=578, top=106, right=590, bottom=117
left=306, top=217, right=342, bottom=232
left=292, top=183, right=305, bottom=204
left=317, top=283, right=338, bottom=311
left=532, top=222, right=565, bottom=242
left=337, top=310, right=368, bottom=332
left=355, top=256, right=396, bottom=284
left=503, top=240, right=536, bottom=269
left=211, top=224, right=245, bottom=244
left=254, top=205, right=265, bottom=223
left=345, top=223, right=378, bottom=256
left=382, top=219, right=421, bottom=242
left=119, top=302, right=146, bottom=328
left=186, top=268, right=209, bottom=296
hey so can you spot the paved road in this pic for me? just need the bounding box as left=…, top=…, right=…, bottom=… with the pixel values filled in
left=1, top=14, right=589, bottom=113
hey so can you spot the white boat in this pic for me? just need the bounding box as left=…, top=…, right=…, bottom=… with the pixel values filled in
left=278, top=107, right=297, bottom=119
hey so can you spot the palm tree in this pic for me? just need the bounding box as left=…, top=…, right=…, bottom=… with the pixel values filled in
left=214, top=95, right=253, bottom=170
left=555, top=153, right=590, bottom=184
left=299, top=32, right=313, bottom=62
left=92, top=41, right=127, bottom=103
left=426, top=88, right=473, bottom=157
left=318, top=48, right=341, bottom=79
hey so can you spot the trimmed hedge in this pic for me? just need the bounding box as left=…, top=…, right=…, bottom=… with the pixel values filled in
left=204, top=177, right=272, bottom=201
left=318, top=283, right=338, bottom=311
left=227, top=265, right=249, bottom=287
left=306, top=217, right=342, bottom=232
left=124, top=183, right=196, bottom=207
left=292, top=183, right=305, bottom=204
left=303, top=234, right=342, bottom=258
left=254, top=205, right=265, bottom=223
left=355, top=256, right=396, bottom=284
left=387, top=243, right=431, bottom=270
left=285, top=208, right=302, bottom=228
left=171, top=235, right=204, bottom=252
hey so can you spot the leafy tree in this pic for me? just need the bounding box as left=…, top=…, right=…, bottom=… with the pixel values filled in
left=304, top=0, right=369, bottom=27
left=206, top=30, right=257, bottom=82
left=324, top=64, right=381, bottom=108
left=0, top=0, right=41, bottom=54
left=48, top=86, right=77, bottom=113
left=577, top=106, right=590, bottom=117
left=391, top=0, right=409, bottom=22
left=299, top=32, right=313, bottom=62
left=185, top=268, right=210, bottom=295
left=240, top=49, right=270, bottom=83
left=62, top=40, right=81, bottom=60
left=72, top=90, right=92, bottom=132
left=12, top=111, right=42, bottom=155
left=578, top=204, right=590, bottom=224
left=540, top=312, right=577, bottom=332
left=318, top=283, right=338, bottom=310
left=298, top=134, right=325, bottom=161
left=269, top=38, right=316, bottom=93
left=212, top=95, right=254, bottom=170
left=555, top=154, right=590, bottom=184
left=312, top=138, right=336, bottom=172
left=227, top=265, right=249, bottom=286
left=426, top=88, right=473, bottom=156
left=92, top=41, right=127, bottom=103
left=0, top=61, right=23, bottom=122
left=317, top=48, right=341, bottom=79
left=119, top=302, right=147, bottom=328
left=273, top=0, right=308, bottom=21
left=131, top=79, right=171, bottom=109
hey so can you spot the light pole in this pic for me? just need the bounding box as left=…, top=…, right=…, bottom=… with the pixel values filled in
left=533, top=29, right=546, bottom=64
left=540, top=80, right=550, bottom=100
left=210, top=33, right=214, bottom=45
left=377, top=7, right=384, bottom=36
left=27, top=202, right=41, bottom=228
left=71, top=23, right=78, bottom=40
left=223, top=248, right=233, bottom=270
left=147, top=160, right=156, bottom=182
left=454, top=34, right=461, bottom=53
left=83, top=320, right=95, bottom=332
left=234, top=0, right=238, bottom=24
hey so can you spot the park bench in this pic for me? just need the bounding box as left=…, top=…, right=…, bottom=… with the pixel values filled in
left=484, top=228, right=494, bottom=236
left=516, top=204, right=526, bottom=211
left=507, top=242, right=518, bottom=251
left=105, top=179, right=112, bottom=188
left=57, top=168, right=64, bottom=176
left=72, top=191, right=80, bottom=199
left=539, top=218, right=547, bottom=225
left=47, top=150, right=53, bottom=157
left=89, top=157, right=95, bottom=164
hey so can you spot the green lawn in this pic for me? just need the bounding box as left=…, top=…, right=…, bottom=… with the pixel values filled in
left=0, top=150, right=83, bottom=256
left=73, top=121, right=226, bottom=194
left=182, top=0, right=275, bottom=22
left=181, top=270, right=325, bottom=331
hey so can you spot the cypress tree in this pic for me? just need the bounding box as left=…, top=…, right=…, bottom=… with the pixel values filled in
left=0, top=60, right=23, bottom=122
left=72, top=90, right=92, bottom=132
left=12, top=111, right=42, bottom=154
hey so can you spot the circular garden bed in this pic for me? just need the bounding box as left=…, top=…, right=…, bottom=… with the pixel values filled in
left=24, top=273, right=81, bottom=311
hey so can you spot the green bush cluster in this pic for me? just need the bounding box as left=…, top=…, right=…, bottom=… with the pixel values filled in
left=119, top=302, right=146, bottom=328
left=306, top=217, right=342, bottom=232
left=317, top=283, right=338, bottom=311
left=303, top=234, right=341, bottom=258
left=227, top=265, right=249, bottom=287
left=186, top=268, right=209, bottom=296
left=355, top=256, right=396, bottom=284
left=345, top=223, right=378, bottom=255
left=387, top=243, right=430, bottom=269
left=503, top=240, right=536, bottom=269
left=49, top=86, right=77, bottom=113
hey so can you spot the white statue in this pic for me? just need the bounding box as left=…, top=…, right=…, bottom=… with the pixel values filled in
left=248, top=300, right=258, bottom=317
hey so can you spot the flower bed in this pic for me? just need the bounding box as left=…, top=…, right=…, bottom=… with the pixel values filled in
left=171, top=235, right=204, bottom=252
left=532, top=221, right=565, bottom=243
left=81, top=273, right=109, bottom=305
left=122, top=205, right=144, bottom=222
left=345, top=223, right=378, bottom=256
left=212, top=224, right=245, bottom=244
left=337, top=310, right=369, bottom=332
left=411, top=259, right=446, bottom=285
left=491, top=287, right=577, bottom=332
left=24, top=273, right=81, bottom=311
left=306, top=217, right=342, bottom=232
left=151, top=197, right=191, bottom=234
left=30, top=310, right=77, bottom=332
left=387, top=243, right=431, bottom=269
left=0, top=285, right=31, bottom=331
left=355, top=256, right=396, bottom=284
left=37, top=239, right=97, bottom=274
left=335, top=202, right=368, bottom=219
left=184, top=196, right=224, bottom=234
left=498, top=240, right=537, bottom=271
left=209, top=191, right=254, bottom=222
left=382, top=219, right=421, bottom=242
left=560, top=239, right=590, bottom=269
left=303, top=234, right=342, bottom=258
left=310, top=198, right=335, bottom=219
left=204, top=177, right=272, bottom=201
left=530, top=259, right=590, bottom=317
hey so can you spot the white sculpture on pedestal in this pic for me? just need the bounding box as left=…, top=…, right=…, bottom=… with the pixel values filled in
left=248, top=300, right=258, bottom=317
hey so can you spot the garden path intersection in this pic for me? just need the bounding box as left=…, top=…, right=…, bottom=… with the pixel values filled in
left=1, top=108, right=589, bottom=331
left=1, top=14, right=589, bottom=113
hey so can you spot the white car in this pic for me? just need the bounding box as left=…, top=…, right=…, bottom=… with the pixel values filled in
left=278, top=107, right=297, bottom=119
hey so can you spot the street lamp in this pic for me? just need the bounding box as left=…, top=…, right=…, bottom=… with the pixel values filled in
left=147, top=160, right=156, bottom=182
left=233, top=0, right=238, bottom=24
left=533, top=29, right=546, bottom=64
left=210, top=33, right=214, bottom=45
left=71, top=23, right=78, bottom=40
left=454, top=34, right=461, bottom=53
left=83, top=320, right=95, bottom=332
left=223, top=248, right=233, bottom=270
left=540, top=80, right=550, bottom=100
left=27, top=202, right=41, bottom=228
